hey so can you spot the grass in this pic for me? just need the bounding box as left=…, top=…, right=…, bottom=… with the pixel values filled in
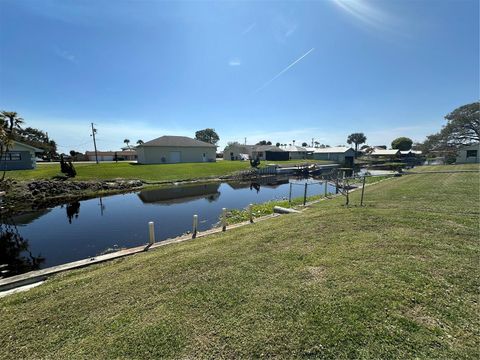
left=0, top=165, right=479, bottom=358
left=4, top=160, right=333, bottom=182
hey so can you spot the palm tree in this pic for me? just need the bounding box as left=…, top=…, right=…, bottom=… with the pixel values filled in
left=347, top=133, right=367, bottom=157
left=136, top=139, right=144, bottom=145
left=0, top=111, right=24, bottom=134
left=123, top=139, right=131, bottom=149
left=0, top=111, right=25, bottom=180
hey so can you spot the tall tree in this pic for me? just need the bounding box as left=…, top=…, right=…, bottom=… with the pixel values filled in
left=442, top=102, right=479, bottom=144
left=391, top=137, right=413, bottom=151
left=419, top=102, right=480, bottom=160
left=346, top=132, right=367, bottom=156
left=0, top=111, right=25, bottom=180
left=136, top=139, right=144, bottom=145
left=123, top=139, right=131, bottom=149
left=301, top=142, right=308, bottom=147
left=195, top=128, right=219, bottom=145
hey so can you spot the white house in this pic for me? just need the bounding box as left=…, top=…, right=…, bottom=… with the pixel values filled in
left=0, top=140, right=43, bottom=171
left=136, top=136, right=217, bottom=164
left=456, top=143, right=480, bottom=164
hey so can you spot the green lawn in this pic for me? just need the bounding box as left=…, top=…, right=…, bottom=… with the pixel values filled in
left=0, top=165, right=478, bottom=358
left=4, top=160, right=332, bottom=182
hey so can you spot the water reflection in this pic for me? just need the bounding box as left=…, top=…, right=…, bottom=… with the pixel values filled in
left=138, top=183, right=221, bottom=204
left=0, top=220, right=45, bottom=278
left=65, top=201, right=81, bottom=224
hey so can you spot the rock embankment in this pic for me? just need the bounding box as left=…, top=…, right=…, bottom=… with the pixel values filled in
left=1, top=179, right=144, bottom=213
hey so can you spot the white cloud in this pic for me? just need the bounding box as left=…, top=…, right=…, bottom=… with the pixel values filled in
left=228, top=58, right=242, bottom=66
left=54, top=47, right=77, bottom=63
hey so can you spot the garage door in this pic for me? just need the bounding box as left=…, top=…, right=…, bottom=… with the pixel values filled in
left=169, top=151, right=181, bottom=163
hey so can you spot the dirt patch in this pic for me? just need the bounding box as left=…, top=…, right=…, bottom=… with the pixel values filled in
left=305, top=266, right=327, bottom=284
left=405, top=304, right=440, bottom=328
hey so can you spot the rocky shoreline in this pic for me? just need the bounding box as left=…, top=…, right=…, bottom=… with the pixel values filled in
left=0, top=179, right=145, bottom=214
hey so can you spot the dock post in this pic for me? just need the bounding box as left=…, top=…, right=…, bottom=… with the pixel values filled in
left=148, top=221, right=155, bottom=245
left=360, top=176, right=366, bottom=206
left=288, top=183, right=292, bottom=204
left=249, top=204, right=254, bottom=223
left=192, top=215, right=198, bottom=238
left=222, top=208, right=227, bottom=231
left=303, top=183, right=308, bottom=205
left=324, top=179, right=328, bottom=197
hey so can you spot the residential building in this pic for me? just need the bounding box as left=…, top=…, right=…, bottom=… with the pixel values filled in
left=310, top=146, right=355, bottom=166
left=136, top=136, right=216, bottom=164
left=456, top=143, right=480, bottom=164
left=223, top=144, right=289, bottom=161
left=281, top=145, right=307, bottom=160
left=0, top=140, right=43, bottom=170
left=85, top=150, right=137, bottom=161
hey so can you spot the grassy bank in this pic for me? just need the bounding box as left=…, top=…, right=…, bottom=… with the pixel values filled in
left=1, top=165, right=478, bottom=358
left=4, top=159, right=332, bottom=182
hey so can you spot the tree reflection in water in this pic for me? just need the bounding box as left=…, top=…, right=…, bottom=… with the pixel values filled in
left=250, top=182, right=261, bottom=193
left=66, top=201, right=80, bottom=224
left=0, top=219, right=45, bottom=278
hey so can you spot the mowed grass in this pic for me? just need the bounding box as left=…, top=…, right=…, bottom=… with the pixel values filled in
left=0, top=165, right=479, bottom=358
left=4, top=160, right=332, bottom=182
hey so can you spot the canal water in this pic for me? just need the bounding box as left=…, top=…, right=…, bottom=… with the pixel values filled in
left=1, top=177, right=337, bottom=277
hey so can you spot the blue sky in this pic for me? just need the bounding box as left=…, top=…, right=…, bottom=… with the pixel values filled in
left=0, top=0, right=478, bottom=152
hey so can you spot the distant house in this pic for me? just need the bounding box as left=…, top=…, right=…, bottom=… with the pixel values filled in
left=251, top=145, right=289, bottom=161
left=456, top=143, right=480, bottom=164
left=311, top=147, right=355, bottom=166
left=223, top=144, right=253, bottom=161
left=370, top=149, right=401, bottom=157
left=281, top=145, right=307, bottom=160
left=136, top=136, right=216, bottom=164
left=223, top=144, right=289, bottom=161
left=85, top=150, right=137, bottom=161
left=0, top=140, right=43, bottom=170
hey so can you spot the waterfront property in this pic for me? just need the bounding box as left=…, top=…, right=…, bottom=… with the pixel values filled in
left=309, top=146, right=355, bottom=166
left=281, top=145, right=308, bottom=160
left=0, top=140, right=42, bottom=170
left=85, top=150, right=137, bottom=161
left=136, top=136, right=216, bottom=164
left=369, top=149, right=401, bottom=157
left=223, top=143, right=290, bottom=161
left=456, top=143, right=480, bottom=164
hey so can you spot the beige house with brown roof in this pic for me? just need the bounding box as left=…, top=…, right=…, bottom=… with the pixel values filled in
left=136, top=136, right=217, bottom=164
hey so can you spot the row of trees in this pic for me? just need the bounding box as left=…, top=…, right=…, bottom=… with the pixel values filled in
left=417, top=102, right=479, bottom=161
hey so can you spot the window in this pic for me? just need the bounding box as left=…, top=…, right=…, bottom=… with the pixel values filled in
left=466, top=150, right=477, bottom=158
left=1, top=152, right=21, bottom=161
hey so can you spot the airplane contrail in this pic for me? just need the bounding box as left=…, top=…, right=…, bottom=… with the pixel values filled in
left=253, top=47, right=315, bottom=94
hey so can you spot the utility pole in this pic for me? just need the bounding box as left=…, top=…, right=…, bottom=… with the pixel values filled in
left=91, top=123, right=99, bottom=164
left=311, top=138, right=314, bottom=147
left=244, top=137, right=247, bottom=145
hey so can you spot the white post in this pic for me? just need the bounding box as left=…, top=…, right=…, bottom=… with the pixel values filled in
left=222, top=208, right=227, bottom=231
left=324, top=180, right=328, bottom=197
left=148, top=221, right=155, bottom=245
left=249, top=204, right=254, bottom=223
left=192, top=214, right=198, bottom=238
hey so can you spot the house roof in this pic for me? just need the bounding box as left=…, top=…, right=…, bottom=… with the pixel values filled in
left=140, top=136, right=216, bottom=148
left=11, top=140, right=44, bottom=153
left=85, top=150, right=137, bottom=156
left=281, top=145, right=307, bottom=152
left=313, top=146, right=353, bottom=154
left=371, top=149, right=400, bottom=156
left=252, top=145, right=286, bottom=152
